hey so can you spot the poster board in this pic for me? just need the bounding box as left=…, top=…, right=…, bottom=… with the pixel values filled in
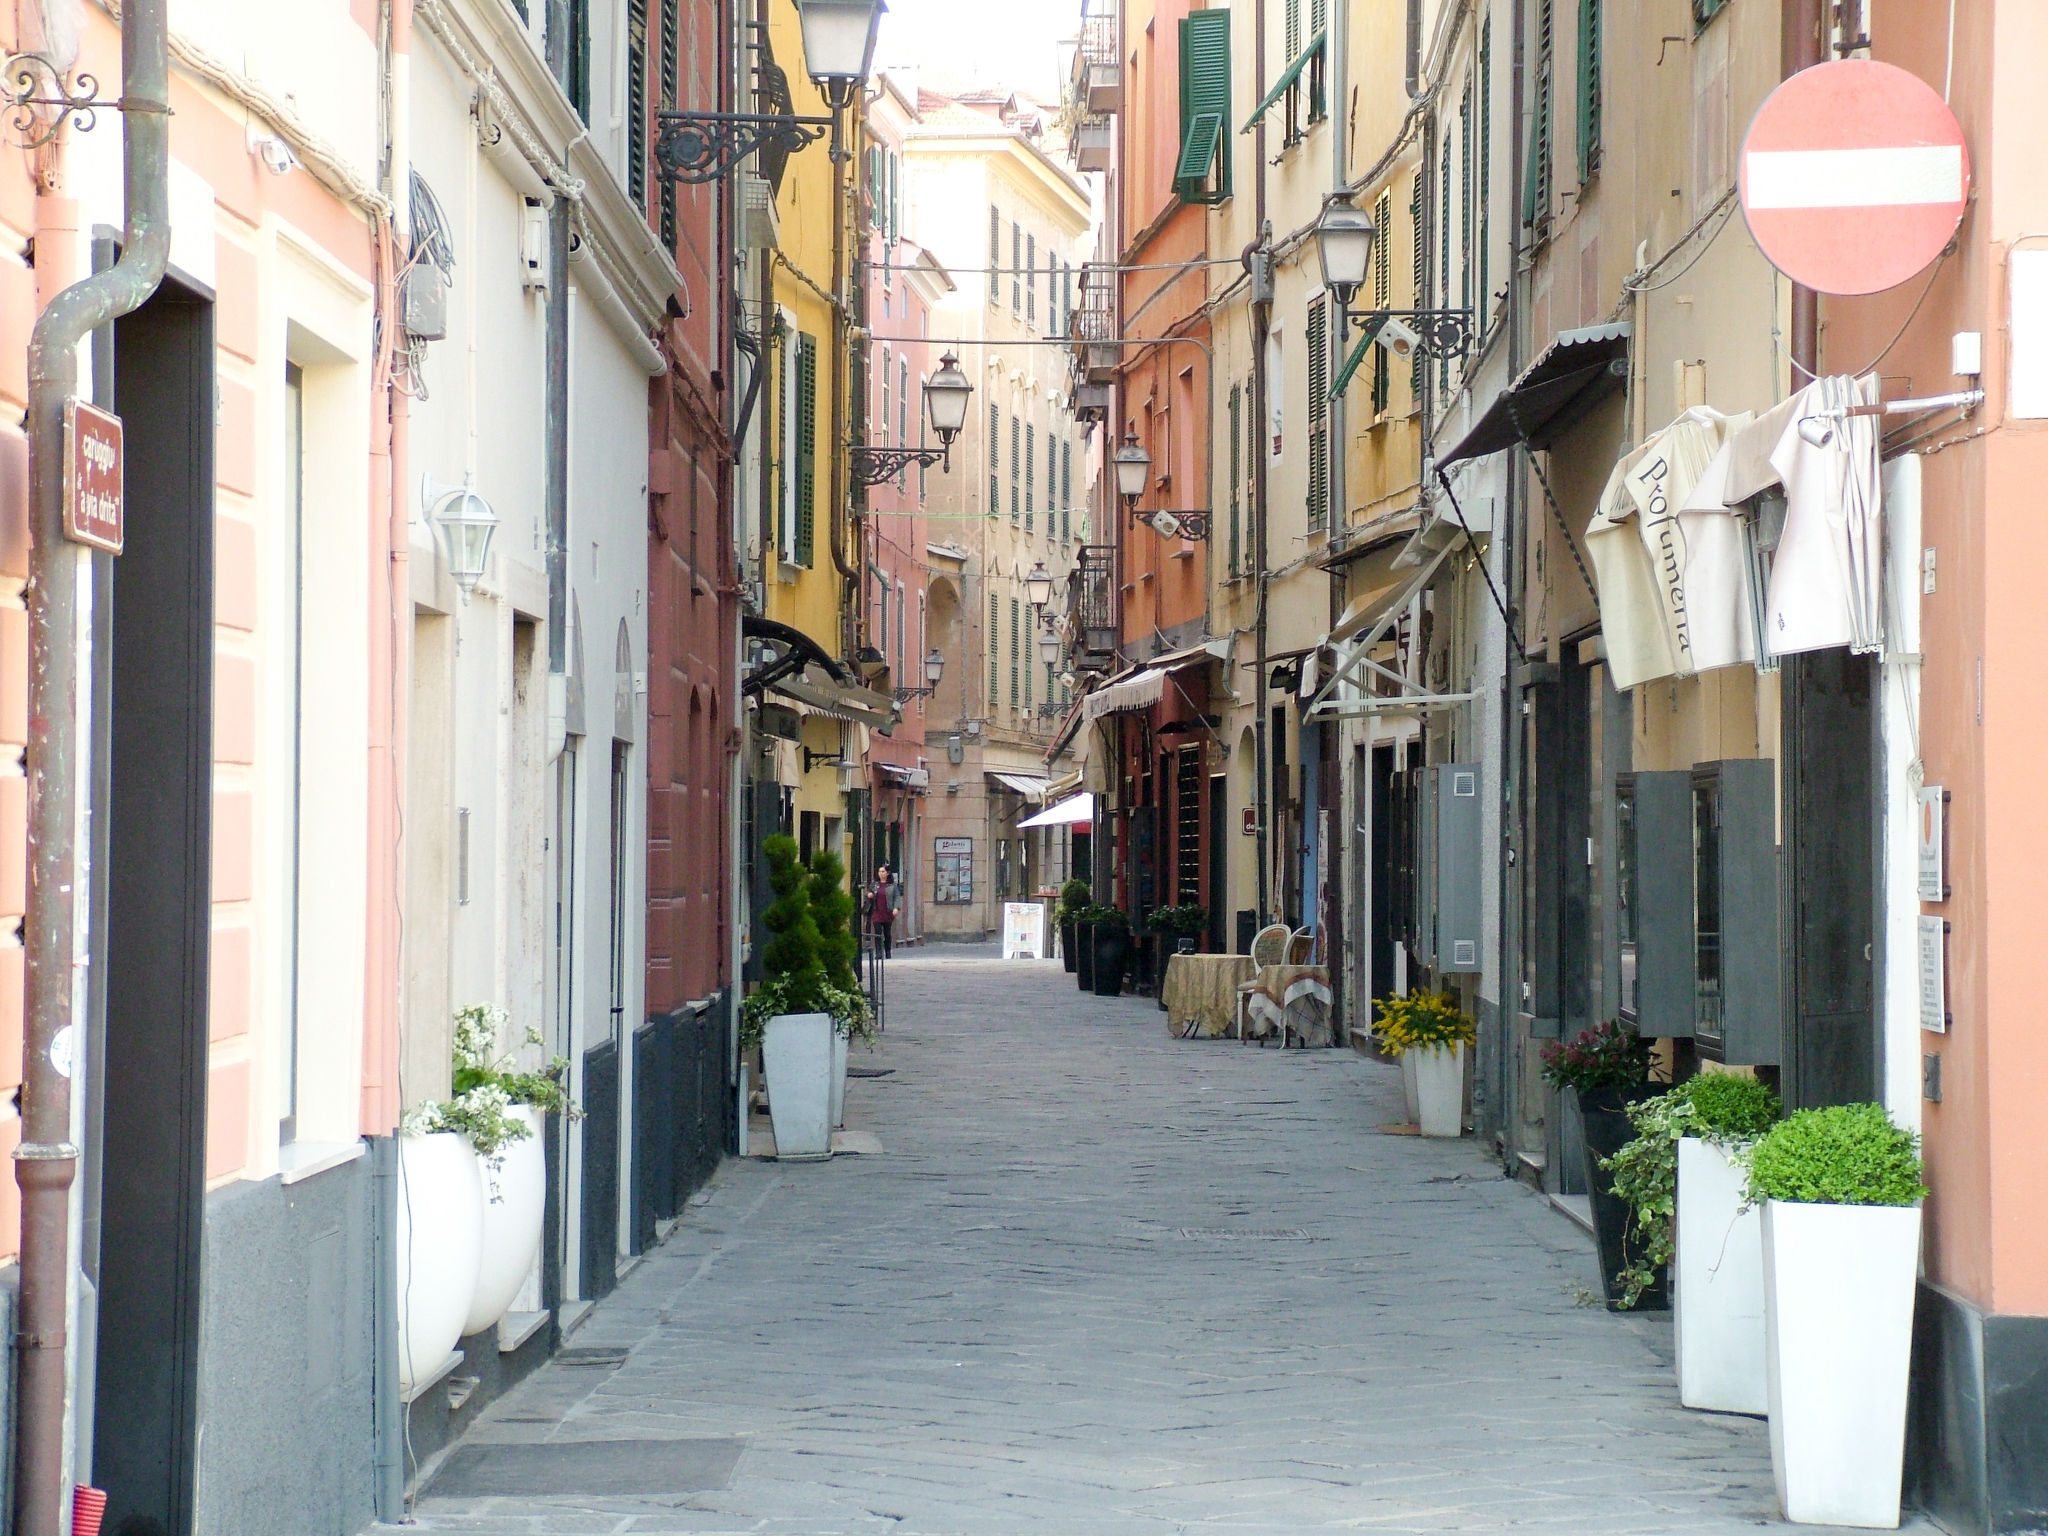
left=1002, top=902, right=1046, bottom=960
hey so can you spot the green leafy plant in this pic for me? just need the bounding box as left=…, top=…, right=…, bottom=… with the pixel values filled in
left=1053, top=879, right=1092, bottom=928
left=1600, top=1073, right=1783, bottom=1308
left=1078, top=903, right=1128, bottom=932
left=1371, top=992, right=1477, bottom=1055
left=1539, top=1019, right=1653, bottom=1094
left=1741, top=1102, right=1927, bottom=1208
left=1149, top=904, right=1209, bottom=940
left=450, top=1002, right=574, bottom=1118
left=807, top=847, right=859, bottom=992
left=402, top=1083, right=530, bottom=1171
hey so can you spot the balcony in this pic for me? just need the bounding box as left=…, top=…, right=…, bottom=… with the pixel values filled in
left=1068, top=545, right=1121, bottom=670
left=1073, top=117, right=1112, bottom=173
left=1072, top=263, right=1117, bottom=383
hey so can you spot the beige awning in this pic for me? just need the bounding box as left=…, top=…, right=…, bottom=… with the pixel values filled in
left=769, top=667, right=899, bottom=732
left=1081, top=637, right=1230, bottom=721
left=987, top=771, right=1049, bottom=801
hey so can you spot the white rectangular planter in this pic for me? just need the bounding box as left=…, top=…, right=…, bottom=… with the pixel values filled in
left=1762, top=1200, right=1921, bottom=1527
left=829, top=1025, right=849, bottom=1129
left=762, top=1013, right=834, bottom=1160
left=1411, top=1043, right=1464, bottom=1138
left=1675, top=1137, right=1766, bottom=1415
left=1399, top=1051, right=1419, bottom=1125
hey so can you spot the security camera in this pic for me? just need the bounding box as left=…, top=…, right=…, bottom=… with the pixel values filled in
left=247, top=128, right=299, bottom=177
left=1375, top=317, right=1422, bottom=360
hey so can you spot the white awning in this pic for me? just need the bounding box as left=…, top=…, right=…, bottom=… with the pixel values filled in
left=769, top=667, right=900, bottom=731
left=987, top=771, right=1048, bottom=801
left=1017, top=791, right=1095, bottom=829
left=1081, top=637, right=1231, bottom=720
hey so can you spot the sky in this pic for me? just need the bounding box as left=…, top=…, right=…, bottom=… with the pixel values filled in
left=875, top=0, right=1076, bottom=102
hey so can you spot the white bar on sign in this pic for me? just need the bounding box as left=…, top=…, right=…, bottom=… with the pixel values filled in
left=1744, top=145, right=1963, bottom=209
left=2011, top=249, right=2048, bottom=419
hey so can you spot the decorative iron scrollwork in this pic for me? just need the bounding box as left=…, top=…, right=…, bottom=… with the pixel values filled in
left=850, top=443, right=951, bottom=489
left=4, top=54, right=100, bottom=149
left=654, top=111, right=833, bottom=185
left=1347, top=307, right=1478, bottom=359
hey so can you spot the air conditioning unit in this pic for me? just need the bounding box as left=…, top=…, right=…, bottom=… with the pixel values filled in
left=741, top=172, right=781, bottom=251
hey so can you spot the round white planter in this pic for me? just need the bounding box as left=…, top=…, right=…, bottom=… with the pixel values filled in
left=396, top=1132, right=485, bottom=1395
left=464, top=1105, right=547, bottom=1337
left=829, top=1025, right=850, bottom=1129
left=1399, top=1051, right=1420, bottom=1126
left=1675, top=1137, right=1766, bottom=1415
left=763, top=1012, right=834, bottom=1159
left=1762, top=1199, right=1921, bottom=1527
left=1411, top=1043, right=1464, bottom=1137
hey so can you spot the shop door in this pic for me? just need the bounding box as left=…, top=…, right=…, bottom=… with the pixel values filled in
left=1369, top=744, right=1397, bottom=1005
left=93, top=278, right=216, bottom=1536
left=1783, top=648, right=1878, bottom=1107
left=1528, top=654, right=1594, bottom=1192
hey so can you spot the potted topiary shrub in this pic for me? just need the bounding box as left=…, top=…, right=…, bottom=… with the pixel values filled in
left=1054, top=879, right=1091, bottom=973
left=1373, top=992, right=1476, bottom=1137
left=1539, top=1020, right=1658, bottom=1309
left=1743, top=1103, right=1925, bottom=1527
left=743, top=835, right=835, bottom=1159
left=1601, top=1073, right=1780, bottom=1407
left=1086, top=905, right=1131, bottom=997
left=1150, top=904, right=1209, bottom=953
left=807, top=847, right=864, bottom=1129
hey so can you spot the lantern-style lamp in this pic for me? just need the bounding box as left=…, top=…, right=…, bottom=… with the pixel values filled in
left=1315, top=191, right=1378, bottom=305
left=797, top=0, right=887, bottom=107
left=1113, top=428, right=1151, bottom=505
left=924, top=350, right=973, bottom=445
left=1023, top=560, right=1054, bottom=609
left=431, top=478, right=499, bottom=601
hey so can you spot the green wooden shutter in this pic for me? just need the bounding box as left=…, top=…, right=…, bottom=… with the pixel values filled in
left=1479, top=17, right=1491, bottom=322
left=1409, top=174, right=1424, bottom=404
left=627, top=0, right=648, bottom=208
left=1577, top=0, right=1601, bottom=182
left=1372, top=190, right=1392, bottom=415
left=1307, top=296, right=1328, bottom=531
left=1025, top=234, right=1037, bottom=324
left=1010, top=414, right=1020, bottom=522
left=989, top=593, right=999, bottom=706
left=1526, top=0, right=1554, bottom=226
left=1176, top=11, right=1232, bottom=204
left=1009, top=598, right=1020, bottom=706
left=1061, top=442, right=1072, bottom=540
left=659, top=0, right=678, bottom=245
left=794, top=333, right=817, bottom=567
left=988, top=402, right=999, bottom=514
left=1461, top=82, right=1474, bottom=316
left=1012, top=223, right=1022, bottom=311
left=1440, top=136, right=1453, bottom=392
left=989, top=205, right=1001, bottom=305
left=1025, top=422, right=1036, bottom=530
left=1285, top=0, right=1301, bottom=59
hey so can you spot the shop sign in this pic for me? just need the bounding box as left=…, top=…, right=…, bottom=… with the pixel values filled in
left=1916, top=785, right=1948, bottom=903
left=64, top=398, right=124, bottom=554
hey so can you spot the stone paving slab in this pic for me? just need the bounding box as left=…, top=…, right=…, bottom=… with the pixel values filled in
left=388, top=952, right=1938, bottom=1535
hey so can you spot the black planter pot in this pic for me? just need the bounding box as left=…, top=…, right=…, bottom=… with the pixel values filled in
left=1061, top=921, right=1078, bottom=973
left=1075, top=923, right=1096, bottom=990
left=1092, top=925, right=1130, bottom=996
left=1574, top=1084, right=1671, bottom=1312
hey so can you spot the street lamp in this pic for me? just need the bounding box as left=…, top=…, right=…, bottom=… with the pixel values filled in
left=1023, top=559, right=1054, bottom=610
left=797, top=0, right=887, bottom=110
left=429, top=477, right=499, bottom=601
left=1113, top=427, right=1208, bottom=540
left=1315, top=192, right=1377, bottom=307
left=1038, top=625, right=1061, bottom=666
left=851, top=349, right=976, bottom=486
left=894, top=646, right=946, bottom=702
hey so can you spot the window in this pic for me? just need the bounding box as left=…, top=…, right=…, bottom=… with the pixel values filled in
left=880, top=345, right=892, bottom=444
left=989, top=592, right=1000, bottom=705
left=1175, top=10, right=1231, bottom=204
left=1009, top=597, right=1020, bottom=707
left=898, top=357, right=910, bottom=488
left=1012, top=222, right=1022, bottom=312
left=1060, top=441, right=1072, bottom=541
left=1479, top=17, right=1491, bottom=325
left=888, top=150, right=901, bottom=239
left=1440, top=135, right=1453, bottom=392
left=1307, top=296, right=1328, bottom=531
left=989, top=205, right=1001, bottom=305
left=1024, top=421, right=1035, bottom=530
left=280, top=363, right=306, bottom=1138
left=1372, top=188, right=1393, bottom=414
left=563, top=0, right=590, bottom=120
left=794, top=332, right=818, bottom=565
left=1526, top=0, right=1555, bottom=228
left=1227, top=381, right=1242, bottom=574
left=1577, top=0, right=1602, bottom=182
left=1047, top=430, right=1058, bottom=539
left=1308, top=0, right=1328, bottom=121
left=1409, top=174, right=1425, bottom=404
left=1461, top=78, right=1474, bottom=323
left=659, top=0, right=678, bottom=246
left=897, top=579, right=907, bottom=683
left=1010, top=413, right=1020, bottom=523
left=988, top=401, right=1000, bottom=514
left=1025, top=234, right=1037, bottom=325
left=1048, top=259, right=1063, bottom=337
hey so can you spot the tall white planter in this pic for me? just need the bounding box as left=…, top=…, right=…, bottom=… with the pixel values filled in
left=464, top=1106, right=547, bottom=1336
left=1399, top=1051, right=1420, bottom=1125
left=763, top=1012, right=834, bottom=1159
left=396, top=1133, right=485, bottom=1395
left=1676, top=1137, right=1766, bottom=1415
left=1762, top=1200, right=1921, bottom=1527
left=1411, top=1044, right=1464, bottom=1137
left=829, top=1026, right=849, bottom=1129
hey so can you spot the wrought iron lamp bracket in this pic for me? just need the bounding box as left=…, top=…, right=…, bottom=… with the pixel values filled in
left=850, top=442, right=950, bottom=489
left=1339, top=306, right=1477, bottom=359
left=654, top=110, right=833, bottom=184
left=4, top=54, right=102, bottom=149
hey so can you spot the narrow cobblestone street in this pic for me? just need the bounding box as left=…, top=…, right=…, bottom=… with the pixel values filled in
left=400, top=952, right=1930, bottom=1535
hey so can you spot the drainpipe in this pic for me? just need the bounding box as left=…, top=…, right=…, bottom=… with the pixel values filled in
left=1784, top=0, right=1822, bottom=376
left=17, top=2, right=170, bottom=1530
left=1250, top=0, right=1271, bottom=924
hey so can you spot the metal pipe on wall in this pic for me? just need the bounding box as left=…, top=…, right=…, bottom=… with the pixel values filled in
left=17, top=0, right=172, bottom=1527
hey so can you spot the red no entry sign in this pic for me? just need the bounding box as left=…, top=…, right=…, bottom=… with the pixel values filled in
left=1740, top=60, right=1969, bottom=296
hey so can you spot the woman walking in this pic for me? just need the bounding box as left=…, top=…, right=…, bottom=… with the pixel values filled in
left=868, top=865, right=902, bottom=959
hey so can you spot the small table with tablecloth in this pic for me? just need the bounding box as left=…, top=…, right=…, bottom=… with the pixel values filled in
left=1242, top=964, right=1333, bottom=1046
left=1161, top=953, right=1256, bottom=1038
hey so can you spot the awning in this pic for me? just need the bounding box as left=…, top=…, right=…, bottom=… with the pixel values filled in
left=1330, top=535, right=1431, bottom=642
left=742, top=614, right=846, bottom=696
left=1017, top=792, right=1095, bottom=830
left=874, top=763, right=931, bottom=791
left=768, top=668, right=899, bottom=732
left=1241, top=28, right=1325, bottom=132
left=1304, top=540, right=1457, bottom=716
left=1437, top=322, right=1632, bottom=465
left=987, top=771, right=1048, bottom=801
left=1081, top=637, right=1230, bottom=721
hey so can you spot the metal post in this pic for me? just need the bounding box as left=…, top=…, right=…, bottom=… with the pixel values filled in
left=17, top=3, right=171, bottom=1530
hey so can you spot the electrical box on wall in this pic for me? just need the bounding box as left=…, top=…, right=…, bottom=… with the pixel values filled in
left=519, top=199, right=550, bottom=293
left=1430, top=763, right=1483, bottom=973
left=1615, top=770, right=1694, bottom=1038
left=1691, top=758, right=1782, bottom=1065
